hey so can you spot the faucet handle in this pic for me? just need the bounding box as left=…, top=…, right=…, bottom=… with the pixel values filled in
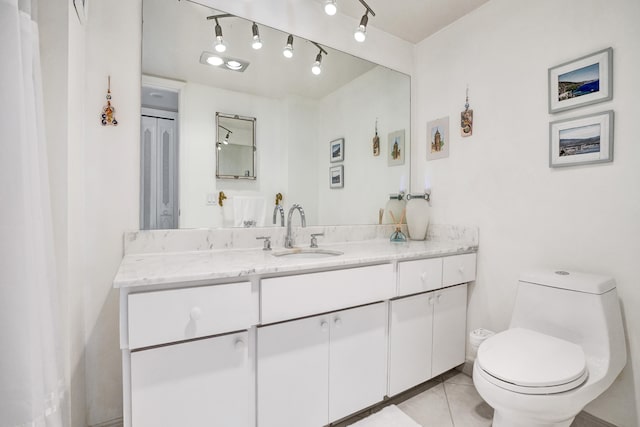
left=310, top=233, right=324, bottom=248
left=256, top=236, right=272, bottom=251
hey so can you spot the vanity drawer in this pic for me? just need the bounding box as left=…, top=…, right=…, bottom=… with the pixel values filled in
left=397, top=258, right=443, bottom=296
left=128, top=282, right=254, bottom=349
left=442, top=253, right=477, bottom=287
left=261, top=264, right=394, bottom=324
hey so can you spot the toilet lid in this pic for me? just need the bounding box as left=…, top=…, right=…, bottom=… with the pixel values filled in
left=478, top=328, right=587, bottom=389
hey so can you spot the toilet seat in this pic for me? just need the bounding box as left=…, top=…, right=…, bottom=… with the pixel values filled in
left=477, top=328, right=588, bottom=395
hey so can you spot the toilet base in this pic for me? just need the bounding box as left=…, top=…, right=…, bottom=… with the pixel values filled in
left=493, top=410, right=575, bottom=427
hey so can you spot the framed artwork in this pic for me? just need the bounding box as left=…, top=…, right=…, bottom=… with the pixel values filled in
left=549, top=110, right=614, bottom=168
left=548, top=47, right=612, bottom=114
left=330, top=165, right=344, bottom=188
left=330, top=138, right=344, bottom=163
left=427, top=117, right=450, bottom=161
left=388, top=130, right=405, bottom=166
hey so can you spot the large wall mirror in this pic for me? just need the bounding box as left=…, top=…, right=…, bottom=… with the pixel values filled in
left=141, top=0, right=411, bottom=228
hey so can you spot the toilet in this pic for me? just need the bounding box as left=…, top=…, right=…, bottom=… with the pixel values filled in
left=473, top=270, right=627, bottom=427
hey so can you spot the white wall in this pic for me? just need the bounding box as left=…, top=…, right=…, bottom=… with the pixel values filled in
left=82, top=0, right=141, bottom=424
left=411, top=0, right=640, bottom=425
left=179, top=82, right=289, bottom=228
left=318, top=66, right=411, bottom=225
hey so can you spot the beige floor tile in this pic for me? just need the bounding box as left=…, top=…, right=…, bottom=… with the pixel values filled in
left=443, top=372, right=474, bottom=386
left=444, top=382, right=494, bottom=427
left=398, top=383, right=454, bottom=427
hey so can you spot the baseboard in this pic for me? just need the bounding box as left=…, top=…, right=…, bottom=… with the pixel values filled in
left=572, top=412, right=618, bottom=427
left=89, top=417, right=123, bottom=427
left=458, top=359, right=474, bottom=377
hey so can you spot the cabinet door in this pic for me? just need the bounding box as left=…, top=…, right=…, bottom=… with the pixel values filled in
left=130, top=331, right=250, bottom=427
left=388, top=293, right=434, bottom=396
left=257, top=315, right=330, bottom=427
left=432, top=284, right=468, bottom=377
left=329, top=303, right=387, bottom=422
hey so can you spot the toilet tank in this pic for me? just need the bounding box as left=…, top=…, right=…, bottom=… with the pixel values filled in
left=509, top=270, right=625, bottom=363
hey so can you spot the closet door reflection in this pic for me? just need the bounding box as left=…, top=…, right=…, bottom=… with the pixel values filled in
left=140, top=114, right=178, bottom=229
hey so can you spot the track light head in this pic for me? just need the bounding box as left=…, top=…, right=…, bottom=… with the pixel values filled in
left=354, top=13, right=368, bottom=42
left=312, top=52, right=323, bottom=75
left=324, top=0, right=337, bottom=16
left=283, top=34, right=294, bottom=58
left=213, top=19, right=227, bottom=52
left=251, top=22, right=263, bottom=50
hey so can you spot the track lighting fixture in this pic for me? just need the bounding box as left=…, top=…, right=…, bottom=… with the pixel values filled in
left=251, top=22, right=263, bottom=50
left=213, top=18, right=226, bottom=52
left=324, top=0, right=337, bottom=16
left=219, top=125, right=232, bottom=144
left=207, top=14, right=233, bottom=52
left=283, top=34, right=294, bottom=58
left=353, top=0, right=375, bottom=42
left=311, top=43, right=328, bottom=76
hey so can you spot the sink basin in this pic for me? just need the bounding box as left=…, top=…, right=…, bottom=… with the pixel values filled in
left=272, top=248, right=344, bottom=259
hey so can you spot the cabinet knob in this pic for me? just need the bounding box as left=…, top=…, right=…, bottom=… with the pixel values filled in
left=190, top=306, right=203, bottom=321
left=334, top=317, right=343, bottom=328
left=436, top=294, right=442, bottom=303
left=458, top=266, right=465, bottom=274
left=420, top=272, right=427, bottom=282
left=428, top=297, right=435, bottom=305
left=234, top=339, right=245, bottom=350
left=320, top=321, right=329, bottom=331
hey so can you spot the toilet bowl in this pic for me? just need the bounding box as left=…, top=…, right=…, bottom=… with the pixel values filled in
left=472, top=270, right=626, bottom=427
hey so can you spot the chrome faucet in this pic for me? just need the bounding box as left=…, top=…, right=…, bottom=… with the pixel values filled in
left=273, top=204, right=285, bottom=226
left=285, top=204, right=306, bottom=248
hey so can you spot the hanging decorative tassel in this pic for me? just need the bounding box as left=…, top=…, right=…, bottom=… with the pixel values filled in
left=373, top=117, right=380, bottom=156
left=101, top=76, right=118, bottom=126
left=461, top=85, right=472, bottom=137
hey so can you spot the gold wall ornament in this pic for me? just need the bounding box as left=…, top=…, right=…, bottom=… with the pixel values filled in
left=101, top=76, right=118, bottom=126
left=461, top=86, right=473, bottom=137
left=275, top=192, right=283, bottom=205
left=218, top=191, right=227, bottom=206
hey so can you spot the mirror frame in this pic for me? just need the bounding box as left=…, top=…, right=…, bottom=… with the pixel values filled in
left=215, top=112, right=257, bottom=180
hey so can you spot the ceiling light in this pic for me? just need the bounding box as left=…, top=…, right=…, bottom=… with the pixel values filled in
left=283, top=34, right=294, bottom=58
left=251, top=22, right=263, bottom=50
left=213, top=18, right=227, bottom=52
left=206, top=55, right=224, bottom=66
left=311, top=43, right=327, bottom=76
left=354, top=0, right=375, bottom=43
left=217, top=142, right=222, bottom=151
left=354, top=13, right=368, bottom=42
left=226, top=60, right=243, bottom=70
left=219, top=125, right=232, bottom=145
left=311, top=53, right=323, bottom=75
left=324, top=0, right=337, bottom=16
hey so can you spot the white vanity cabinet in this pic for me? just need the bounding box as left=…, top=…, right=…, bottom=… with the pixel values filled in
left=257, top=302, right=387, bottom=427
left=130, top=331, right=251, bottom=427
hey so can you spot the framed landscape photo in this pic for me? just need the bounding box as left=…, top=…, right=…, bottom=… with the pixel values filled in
left=330, top=138, right=344, bottom=163
left=549, top=110, right=614, bottom=168
left=548, top=47, right=612, bottom=114
left=330, top=165, right=344, bottom=188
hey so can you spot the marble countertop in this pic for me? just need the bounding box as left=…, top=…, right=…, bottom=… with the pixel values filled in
left=114, top=237, right=478, bottom=289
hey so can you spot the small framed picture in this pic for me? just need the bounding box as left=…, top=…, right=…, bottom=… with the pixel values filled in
left=330, top=138, right=344, bottom=163
left=548, top=47, right=612, bottom=114
left=388, top=130, right=405, bottom=166
left=549, top=110, right=614, bottom=168
left=330, top=165, right=344, bottom=188
left=427, top=117, right=450, bottom=161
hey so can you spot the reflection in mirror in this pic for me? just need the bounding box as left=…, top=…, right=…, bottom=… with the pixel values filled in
left=216, top=113, right=256, bottom=180
left=142, top=0, right=411, bottom=228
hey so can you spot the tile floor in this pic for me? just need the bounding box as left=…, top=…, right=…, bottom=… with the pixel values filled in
left=396, top=371, right=493, bottom=427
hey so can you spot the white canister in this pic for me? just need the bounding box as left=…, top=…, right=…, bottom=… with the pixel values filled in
left=405, top=197, right=429, bottom=240
left=384, top=198, right=406, bottom=224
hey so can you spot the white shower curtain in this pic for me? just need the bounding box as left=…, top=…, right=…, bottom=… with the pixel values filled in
left=0, top=0, right=66, bottom=426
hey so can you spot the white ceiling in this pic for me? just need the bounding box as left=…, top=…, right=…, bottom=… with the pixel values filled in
left=331, top=0, right=490, bottom=44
